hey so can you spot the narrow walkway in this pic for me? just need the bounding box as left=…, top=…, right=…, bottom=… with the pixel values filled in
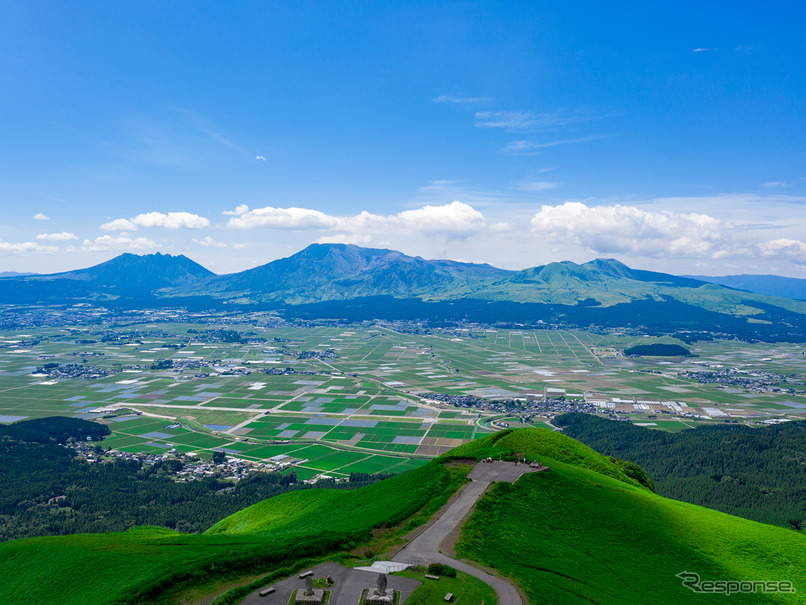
left=392, top=461, right=546, bottom=605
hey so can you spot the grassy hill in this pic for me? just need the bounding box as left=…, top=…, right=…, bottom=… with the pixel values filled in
left=442, top=428, right=805, bottom=603
left=0, top=461, right=461, bottom=605
left=0, top=428, right=804, bottom=604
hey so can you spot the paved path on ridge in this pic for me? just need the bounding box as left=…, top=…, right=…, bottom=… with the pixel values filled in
left=392, top=461, right=546, bottom=605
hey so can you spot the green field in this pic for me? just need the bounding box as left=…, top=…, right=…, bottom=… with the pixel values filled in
left=2, top=319, right=806, bottom=478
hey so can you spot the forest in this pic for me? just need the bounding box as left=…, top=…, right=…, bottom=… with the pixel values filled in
left=0, top=417, right=392, bottom=541
left=554, top=413, right=806, bottom=529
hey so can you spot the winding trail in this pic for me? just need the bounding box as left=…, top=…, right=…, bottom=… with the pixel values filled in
left=392, top=461, right=546, bottom=605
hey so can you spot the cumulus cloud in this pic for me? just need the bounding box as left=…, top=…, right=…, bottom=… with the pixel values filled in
left=225, top=201, right=487, bottom=238
left=36, top=232, right=77, bottom=241
left=227, top=206, right=340, bottom=230
left=758, top=238, right=806, bottom=264
left=101, top=211, right=209, bottom=231
left=80, top=234, right=156, bottom=252
left=223, top=204, right=250, bottom=216
left=315, top=233, right=374, bottom=246
left=530, top=202, right=726, bottom=257
left=396, top=201, right=486, bottom=236
left=0, top=240, right=58, bottom=254
left=33, top=213, right=50, bottom=221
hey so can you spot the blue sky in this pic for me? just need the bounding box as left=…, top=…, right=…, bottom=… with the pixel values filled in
left=1, top=1, right=805, bottom=276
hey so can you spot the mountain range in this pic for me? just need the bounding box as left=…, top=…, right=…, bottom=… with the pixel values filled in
left=687, top=273, right=806, bottom=301
left=3, top=243, right=806, bottom=340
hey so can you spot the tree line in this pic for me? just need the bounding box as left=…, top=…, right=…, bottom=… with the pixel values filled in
left=0, top=417, right=393, bottom=541
left=553, top=413, right=806, bottom=530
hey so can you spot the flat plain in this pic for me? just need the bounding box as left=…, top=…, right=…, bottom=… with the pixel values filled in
left=2, top=309, right=805, bottom=476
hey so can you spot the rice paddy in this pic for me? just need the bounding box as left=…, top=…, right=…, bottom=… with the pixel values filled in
left=2, top=314, right=805, bottom=477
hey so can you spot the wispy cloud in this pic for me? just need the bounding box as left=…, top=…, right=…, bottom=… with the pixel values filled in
left=514, top=181, right=560, bottom=192
left=33, top=213, right=50, bottom=221
left=256, top=155, right=267, bottom=161
left=433, top=95, right=491, bottom=104
left=175, top=108, right=248, bottom=157
left=693, top=48, right=712, bottom=52
left=475, top=109, right=590, bottom=131
left=500, top=135, right=609, bottom=155
left=193, top=236, right=227, bottom=248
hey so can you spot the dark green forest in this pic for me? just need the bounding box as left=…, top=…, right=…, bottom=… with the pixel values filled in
left=0, top=417, right=392, bottom=541
left=554, top=413, right=806, bottom=529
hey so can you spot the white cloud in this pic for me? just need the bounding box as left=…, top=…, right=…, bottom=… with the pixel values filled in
left=99, top=218, right=136, bottom=231
left=223, top=204, right=250, bottom=216
left=33, top=213, right=50, bottom=221
left=0, top=240, right=58, bottom=254
left=226, top=201, right=487, bottom=238
left=193, top=236, right=227, bottom=248
left=101, top=211, right=210, bottom=231
left=395, top=201, right=486, bottom=236
left=758, top=238, right=806, bottom=264
left=227, top=206, right=340, bottom=230
left=80, top=234, right=156, bottom=252
left=256, top=155, right=266, bottom=161
left=36, top=232, right=77, bottom=241
left=693, top=48, right=711, bottom=52
left=489, top=222, right=516, bottom=233
left=530, top=202, right=726, bottom=258
left=315, top=233, right=374, bottom=246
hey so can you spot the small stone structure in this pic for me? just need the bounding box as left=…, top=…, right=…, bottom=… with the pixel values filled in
left=294, top=575, right=325, bottom=604
left=364, top=573, right=394, bottom=604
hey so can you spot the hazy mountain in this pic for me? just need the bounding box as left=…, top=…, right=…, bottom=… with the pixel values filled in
left=0, top=271, right=35, bottom=278
left=200, top=243, right=512, bottom=303
left=686, top=274, right=806, bottom=301
left=4, top=244, right=806, bottom=341
left=0, top=252, right=214, bottom=299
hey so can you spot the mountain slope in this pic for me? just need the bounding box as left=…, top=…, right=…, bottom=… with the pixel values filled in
left=688, top=274, right=806, bottom=301
left=200, top=243, right=511, bottom=303
left=1, top=253, right=214, bottom=299
left=1, top=428, right=804, bottom=604
left=4, top=244, right=806, bottom=342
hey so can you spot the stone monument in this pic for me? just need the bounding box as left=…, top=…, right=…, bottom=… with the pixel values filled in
left=364, top=573, right=394, bottom=605
left=294, top=575, right=324, bottom=604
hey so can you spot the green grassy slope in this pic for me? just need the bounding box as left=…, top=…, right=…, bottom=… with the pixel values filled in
left=455, top=430, right=806, bottom=604
left=2, top=428, right=804, bottom=604
left=0, top=462, right=456, bottom=605
left=443, top=427, right=647, bottom=489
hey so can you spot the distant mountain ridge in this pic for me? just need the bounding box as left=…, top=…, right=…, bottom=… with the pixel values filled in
left=9, top=252, right=214, bottom=297
left=3, top=243, right=806, bottom=340
left=687, top=273, right=806, bottom=301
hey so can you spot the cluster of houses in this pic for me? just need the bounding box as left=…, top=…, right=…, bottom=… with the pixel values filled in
left=68, top=439, right=295, bottom=482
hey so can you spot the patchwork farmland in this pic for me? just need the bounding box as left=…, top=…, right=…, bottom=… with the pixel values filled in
left=2, top=310, right=806, bottom=478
